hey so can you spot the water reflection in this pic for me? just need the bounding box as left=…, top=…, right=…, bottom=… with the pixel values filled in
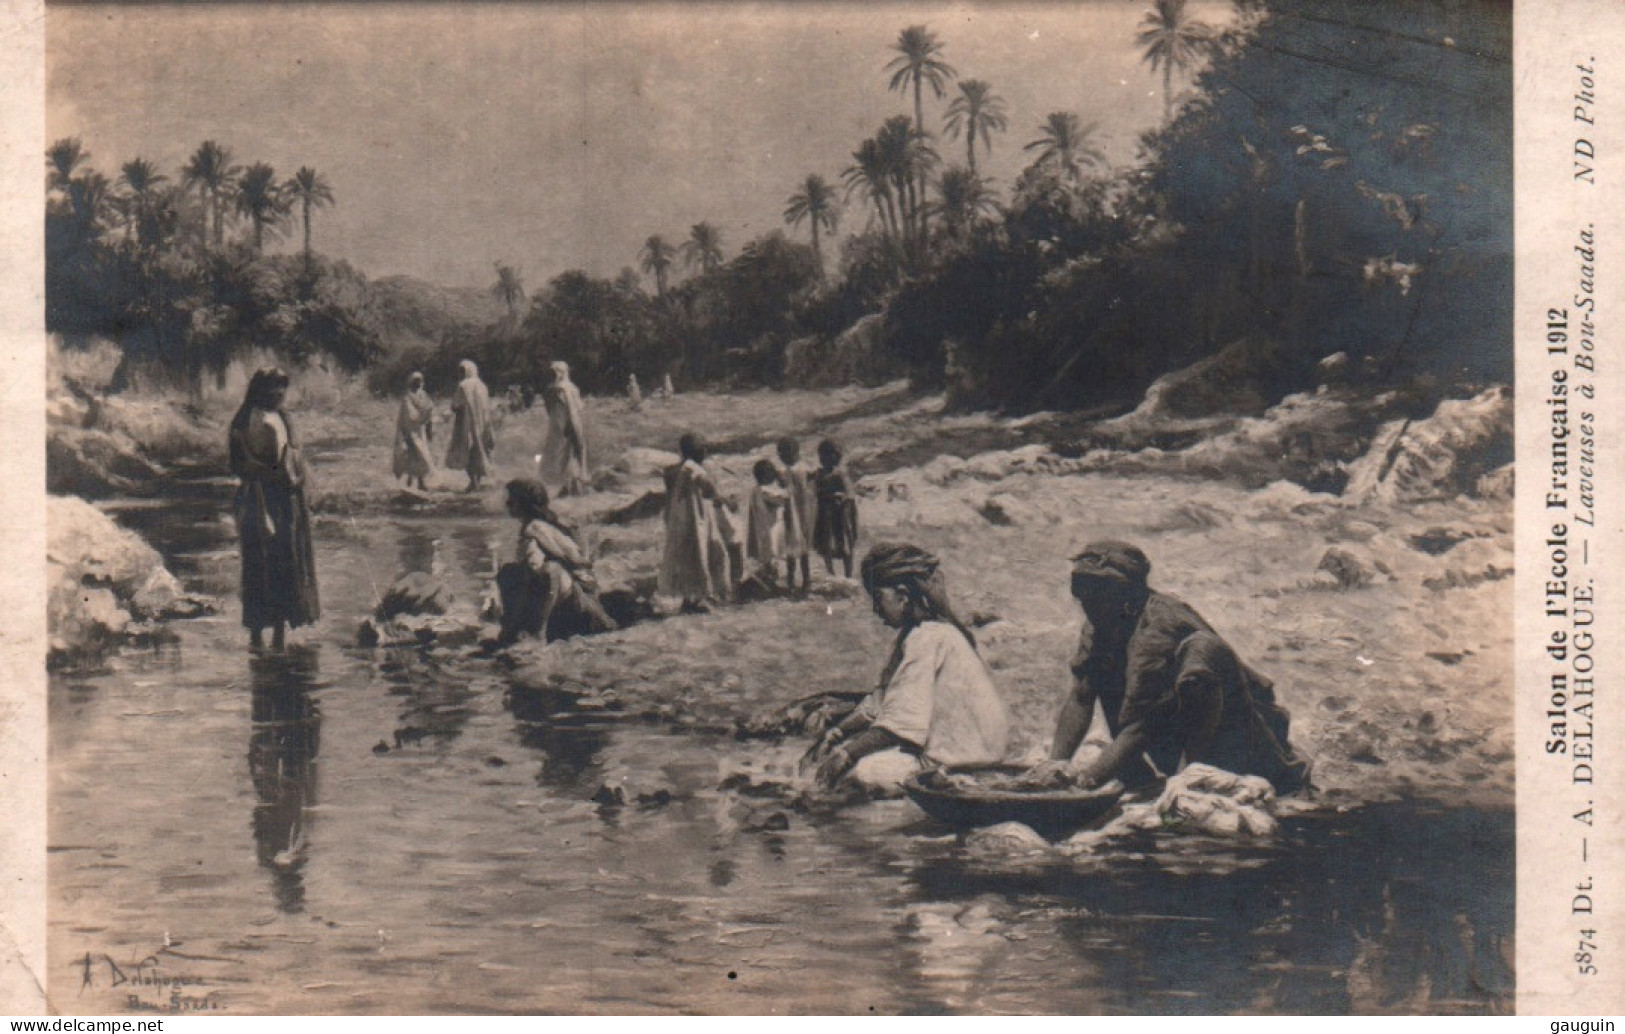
left=247, top=648, right=323, bottom=914
left=505, top=684, right=611, bottom=790
left=377, top=650, right=476, bottom=748
left=393, top=522, right=441, bottom=580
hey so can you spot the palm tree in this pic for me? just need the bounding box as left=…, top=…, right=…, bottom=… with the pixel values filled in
left=1136, top=0, right=1217, bottom=122
left=640, top=234, right=677, bottom=299
left=886, top=25, right=955, bottom=243
left=182, top=141, right=239, bottom=250
left=118, top=158, right=168, bottom=248
left=285, top=166, right=335, bottom=262
left=843, top=138, right=902, bottom=247
left=66, top=171, right=113, bottom=239
left=783, top=174, right=840, bottom=277
left=943, top=79, right=1008, bottom=176
left=875, top=115, right=936, bottom=258
left=234, top=162, right=288, bottom=252
left=680, top=222, right=724, bottom=275
left=929, top=166, right=999, bottom=243
left=1023, top=112, right=1107, bottom=182
left=491, top=263, right=525, bottom=326
left=46, top=137, right=89, bottom=194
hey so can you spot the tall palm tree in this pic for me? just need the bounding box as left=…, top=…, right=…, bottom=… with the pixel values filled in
left=640, top=234, right=677, bottom=300
left=182, top=141, right=239, bottom=250
left=285, top=166, right=335, bottom=262
left=117, top=158, right=168, bottom=247
left=783, top=173, right=840, bottom=277
left=886, top=25, right=955, bottom=244
left=680, top=222, right=724, bottom=275
left=1136, top=0, right=1217, bottom=122
left=875, top=114, right=936, bottom=258
left=1023, top=112, right=1107, bottom=182
left=843, top=138, right=902, bottom=247
left=942, top=79, right=1008, bottom=176
left=929, top=166, right=999, bottom=243
left=234, top=162, right=288, bottom=253
left=491, top=263, right=525, bottom=325
left=46, top=137, right=89, bottom=194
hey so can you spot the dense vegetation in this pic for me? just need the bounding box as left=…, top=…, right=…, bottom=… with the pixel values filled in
left=47, top=0, right=1509, bottom=412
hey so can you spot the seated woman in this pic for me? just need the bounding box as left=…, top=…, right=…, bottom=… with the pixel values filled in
left=810, top=543, right=1011, bottom=788
left=1048, top=540, right=1311, bottom=794
left=496, top=479, right=618, bottom=645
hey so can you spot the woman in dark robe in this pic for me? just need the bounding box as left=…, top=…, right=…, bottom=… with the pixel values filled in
left=230, top=368, right=320, bottom=651
left=1047, top=540, right=1310, bottom=794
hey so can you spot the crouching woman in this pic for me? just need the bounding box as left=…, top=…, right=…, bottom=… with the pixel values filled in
left=811, top=543, right=1010, bottom=789
left=496, top=479, right=618, bottom=645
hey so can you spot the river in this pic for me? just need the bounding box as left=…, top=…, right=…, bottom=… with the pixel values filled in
left=48, top=476, right=1513, bottom=1015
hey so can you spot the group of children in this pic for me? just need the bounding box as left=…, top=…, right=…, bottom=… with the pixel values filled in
left=659, top=434, right=859, bottom=611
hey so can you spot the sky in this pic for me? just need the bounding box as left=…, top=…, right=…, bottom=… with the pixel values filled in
left=47, top=2, right=1217, bottom=292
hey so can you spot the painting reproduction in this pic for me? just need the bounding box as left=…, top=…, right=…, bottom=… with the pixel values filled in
left=33, top=0, right=1519, bottom=1015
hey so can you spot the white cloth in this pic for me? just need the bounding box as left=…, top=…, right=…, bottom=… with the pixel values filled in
left=541, top=365, right=588, bottom=488
left=856, top=621, right=1011, bottom=767
left=746, top=483, right=788, bottom=566
left=658, top=459, right=728, bottom=600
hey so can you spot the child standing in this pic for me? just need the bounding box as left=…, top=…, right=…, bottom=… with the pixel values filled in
left=776, top=437, right=814, bottom=592
left=812, top=438, right=858, bottom=580
left=746, top=459, right=790, bottom=589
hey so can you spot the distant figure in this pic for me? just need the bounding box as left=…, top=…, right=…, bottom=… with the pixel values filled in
left=745, top=458, right=789, bottom=588
left=659, top=433, right=730, bottom=612
left=391, top=371, right=435, bottom=491
left=807, top=543, right=1010, bottom=788
left=1047, top=541, right=1311, bottom=794
left=495, top=479, right=617, bottom=646
left=627, top=374, right=643, bottom=410
left=540, top=361, right=589, bottom=497
left=229, top=368, right=320, bottom=652
left=446, top=359, right=496, bottom=492
left=662, top=373, right=676, bottom=400
left=775, top=437, right=814, bottom=593
left=812, top=438, right=858, bottom=580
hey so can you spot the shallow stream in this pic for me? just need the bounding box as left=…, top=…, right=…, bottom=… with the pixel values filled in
left=49, top=475, right=1513, bottom=1014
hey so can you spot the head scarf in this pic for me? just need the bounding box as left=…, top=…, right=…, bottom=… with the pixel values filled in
left=551, top=361, right=571, bottom=381
left=1069, top=540, right=1151, bottom=592
left=459, top=359, right=479, bottom=381
left=407, top=371, right=425, bottom=391
left=861, top=542, right=975, bottom=647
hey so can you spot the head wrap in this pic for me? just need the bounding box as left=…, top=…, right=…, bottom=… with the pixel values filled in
left=551, top=361, right=570, bottom=379
left=459, top=359, right=479, bottom=381
left=1070, top=540, right=1152, bottom=595
left=407, top=371, right=425, bottom=390
left=861, top=543, right=974, bottom=647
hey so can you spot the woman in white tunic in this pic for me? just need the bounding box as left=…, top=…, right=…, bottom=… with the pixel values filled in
left=809, top=543, right=1010, bottom=787
left=540, top=361, right=589, bottom=497
left=658, top=434, right=730, bottom=611
left=445, top=359, right=496, bottom=491
left=391, top=371, right=435, bottom=490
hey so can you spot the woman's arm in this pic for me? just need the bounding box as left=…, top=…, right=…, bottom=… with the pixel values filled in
left=815, top=726, right=903, bottom=787
left=1050, top=678, right=1098, bottom=761
left=1071, top=720, right=1148, bottom=789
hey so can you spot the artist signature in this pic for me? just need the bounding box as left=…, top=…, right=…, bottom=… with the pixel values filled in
left=76, top=948, right=225, bottom=1013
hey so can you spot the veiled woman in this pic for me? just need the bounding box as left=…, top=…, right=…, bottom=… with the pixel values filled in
left=540, top=360, right=589, bottom=497
left=391, top=371, right=435, bottom=491
left=445, top=359, right=496, bottom=491
left=230, top=368, right=320, bottom=651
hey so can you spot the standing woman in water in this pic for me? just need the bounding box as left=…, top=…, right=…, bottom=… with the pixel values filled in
left=230, top=368, right=320, bottom=651
left=446, top=359, right=497, bottom=491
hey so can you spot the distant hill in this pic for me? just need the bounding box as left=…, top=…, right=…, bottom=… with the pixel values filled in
left=366, top=274, right=506, bottom=352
